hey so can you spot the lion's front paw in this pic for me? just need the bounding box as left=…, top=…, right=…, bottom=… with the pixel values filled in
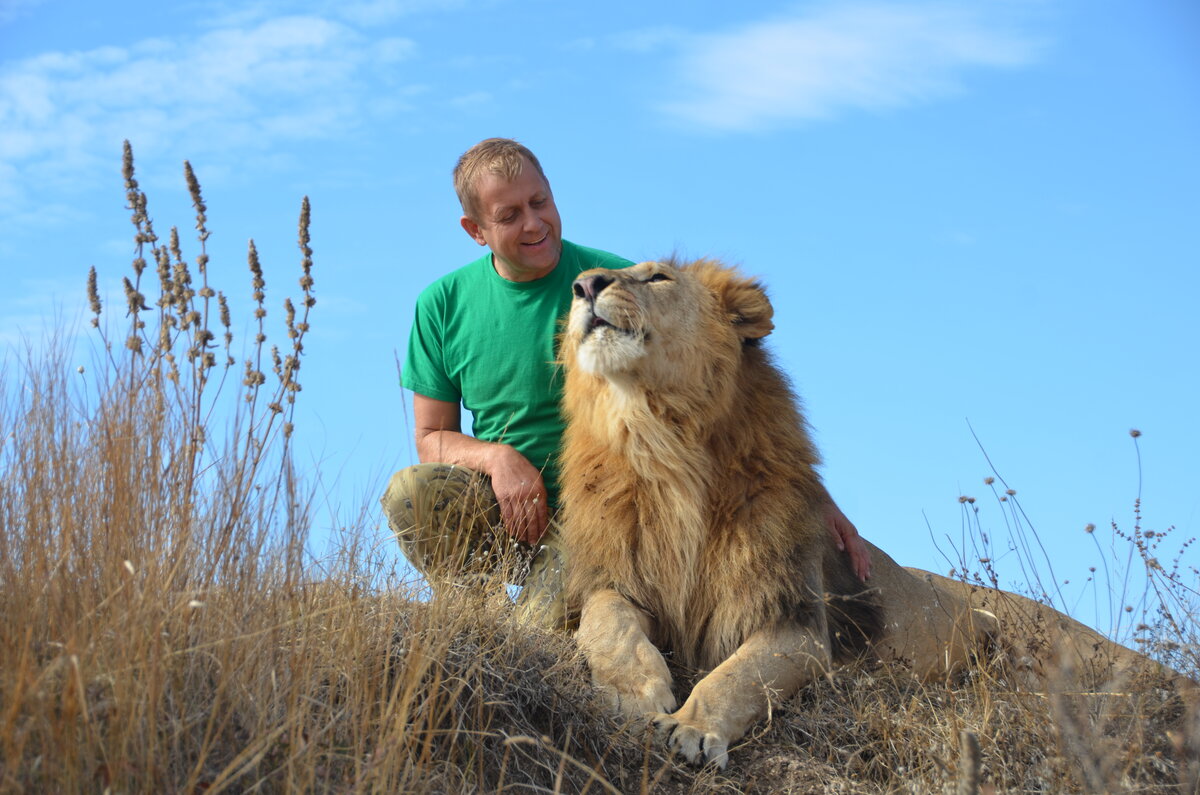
left=598, top=679, right=677, bottom=723
left=652, top=713, right=730, bottom=769
left=609, top=677, right=676, bottom=720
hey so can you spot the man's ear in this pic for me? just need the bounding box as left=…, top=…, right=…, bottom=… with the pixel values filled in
left=461, top=215, right=487, bottom=246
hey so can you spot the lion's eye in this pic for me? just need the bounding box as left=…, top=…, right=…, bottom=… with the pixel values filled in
left=645, top=273, right=672, bottom=283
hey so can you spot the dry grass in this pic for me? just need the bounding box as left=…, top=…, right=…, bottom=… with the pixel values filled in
left=1, top=144, right=1197, bottom=793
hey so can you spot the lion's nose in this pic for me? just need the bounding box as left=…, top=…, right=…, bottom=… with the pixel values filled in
left=573, top=273, right=614, bottom=302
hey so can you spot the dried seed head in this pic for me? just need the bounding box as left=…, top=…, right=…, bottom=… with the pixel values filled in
left=248, top=239, right=265, bottom=299
left=122, top=277, right=147, bottom=314
left=156, top=247, right=172, bottom=294
left=184, top=160, right=209, bottom=242
left=242, top=360, right=266, bottom=387
left=1129, top=428, right=1142, bottom=438
left=122, top=140, right=136, bottom=192
left=298, top=196, right=312, bottom=276
left=983, top=477, right=994, bottom=485
left=87, top=266, right=102, bottom=317
left=1085, top=523, right=1096, bottom=533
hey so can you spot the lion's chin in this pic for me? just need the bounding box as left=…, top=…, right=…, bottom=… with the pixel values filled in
left=575, top=328, right=645, bottom=377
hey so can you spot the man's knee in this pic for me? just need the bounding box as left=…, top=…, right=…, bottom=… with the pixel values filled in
left=382, top=463, right=502, bottom=577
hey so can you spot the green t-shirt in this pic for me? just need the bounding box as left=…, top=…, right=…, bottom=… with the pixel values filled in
left=402, top=240, right=634, bottom=508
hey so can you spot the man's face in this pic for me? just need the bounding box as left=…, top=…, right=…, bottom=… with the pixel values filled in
left=460, top=160, right=563, bottom=282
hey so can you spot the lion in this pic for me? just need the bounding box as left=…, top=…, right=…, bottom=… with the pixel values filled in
left=557, top=259, right=1188, bottom=769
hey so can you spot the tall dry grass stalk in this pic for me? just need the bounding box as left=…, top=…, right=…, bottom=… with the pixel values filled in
left=1, top=143, right=1196, bottom=794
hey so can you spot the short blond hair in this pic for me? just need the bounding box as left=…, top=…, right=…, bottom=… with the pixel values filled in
left=453, top=138, right=549, bottom=221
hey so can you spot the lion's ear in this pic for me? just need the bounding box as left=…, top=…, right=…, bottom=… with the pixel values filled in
left=722, top=278, right=774, bottom=341
left=687, top=260, right=775, bottom=341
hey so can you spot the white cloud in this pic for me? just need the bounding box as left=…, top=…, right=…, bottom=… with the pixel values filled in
left=656, top=3, right=1044, bottom=132
left=0, top=14, right=418, bottom=213
left=331, top=0, right=470, bottom=27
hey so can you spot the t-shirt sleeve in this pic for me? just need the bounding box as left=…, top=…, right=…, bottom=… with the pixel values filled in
left=401, top=289, right=460, bottom=403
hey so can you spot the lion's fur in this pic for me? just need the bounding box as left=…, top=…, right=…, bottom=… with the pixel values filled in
left=558, top=259, right=1188, bottom=768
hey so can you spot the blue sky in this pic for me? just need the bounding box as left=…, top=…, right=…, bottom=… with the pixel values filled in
left=2, top=0, right=1197, bottom=635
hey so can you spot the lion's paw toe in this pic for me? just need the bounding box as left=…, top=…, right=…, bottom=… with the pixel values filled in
left=652, top=714, right=729, bottom=769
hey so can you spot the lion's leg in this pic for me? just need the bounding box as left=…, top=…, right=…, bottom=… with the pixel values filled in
left=576, top=588, right=677, bottom=719
left=854, top=542, right=999, bottom=679
left=655, top=621, right=832, bottom=769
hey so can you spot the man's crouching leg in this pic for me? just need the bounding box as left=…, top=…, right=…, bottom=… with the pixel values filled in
left=381, top=463, right=508, bottom=592
left=381, top=464, right=572, bottom=632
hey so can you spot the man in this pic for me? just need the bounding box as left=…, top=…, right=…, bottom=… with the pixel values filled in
left=383, top=138, right=869, bottom=629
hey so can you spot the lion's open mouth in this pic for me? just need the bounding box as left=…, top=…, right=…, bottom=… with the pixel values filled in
left=580, top=308, right=634, bottom=339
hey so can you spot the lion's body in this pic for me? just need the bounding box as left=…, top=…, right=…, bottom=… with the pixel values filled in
left=558, top=260, right=1180, bottom=768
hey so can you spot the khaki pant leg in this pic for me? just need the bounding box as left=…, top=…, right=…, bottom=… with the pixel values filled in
left=381, top=463, right=574, bottom=631
left=381, top=463, right=509, bottom=587
left=513, top=517, right=576, bottom=632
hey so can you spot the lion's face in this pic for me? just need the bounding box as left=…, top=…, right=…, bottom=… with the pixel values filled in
left=566, top=262, right=707, bottom=380
left=564, top=260, right=775, bottom=388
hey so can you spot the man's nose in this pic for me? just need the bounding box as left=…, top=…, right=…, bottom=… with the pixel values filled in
left=521, top=209, right=543, bottom=231
left=573, top=273, right=614, bottom=302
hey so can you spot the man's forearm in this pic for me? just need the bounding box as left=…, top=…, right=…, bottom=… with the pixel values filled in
left=416, top=429, right=506, bottom=475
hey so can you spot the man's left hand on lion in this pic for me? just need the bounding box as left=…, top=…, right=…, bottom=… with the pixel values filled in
left=825, top=501, right=871, bottom=581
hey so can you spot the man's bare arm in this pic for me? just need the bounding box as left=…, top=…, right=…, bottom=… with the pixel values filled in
left=413, top=393, right=548, bottom=544
left=813, top=482, right=871, bottom=582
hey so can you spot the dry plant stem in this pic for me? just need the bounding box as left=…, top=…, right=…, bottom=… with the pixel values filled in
left=956, top=729, right=981, bottom=795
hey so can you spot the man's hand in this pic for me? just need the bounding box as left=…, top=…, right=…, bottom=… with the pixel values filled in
left=486, top=445, right=549, bottom=546
left=824, top=501, right=871, bottom=582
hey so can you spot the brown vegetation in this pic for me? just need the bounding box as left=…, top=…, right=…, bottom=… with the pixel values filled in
left=0, top=146, right=1196, bottom=793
